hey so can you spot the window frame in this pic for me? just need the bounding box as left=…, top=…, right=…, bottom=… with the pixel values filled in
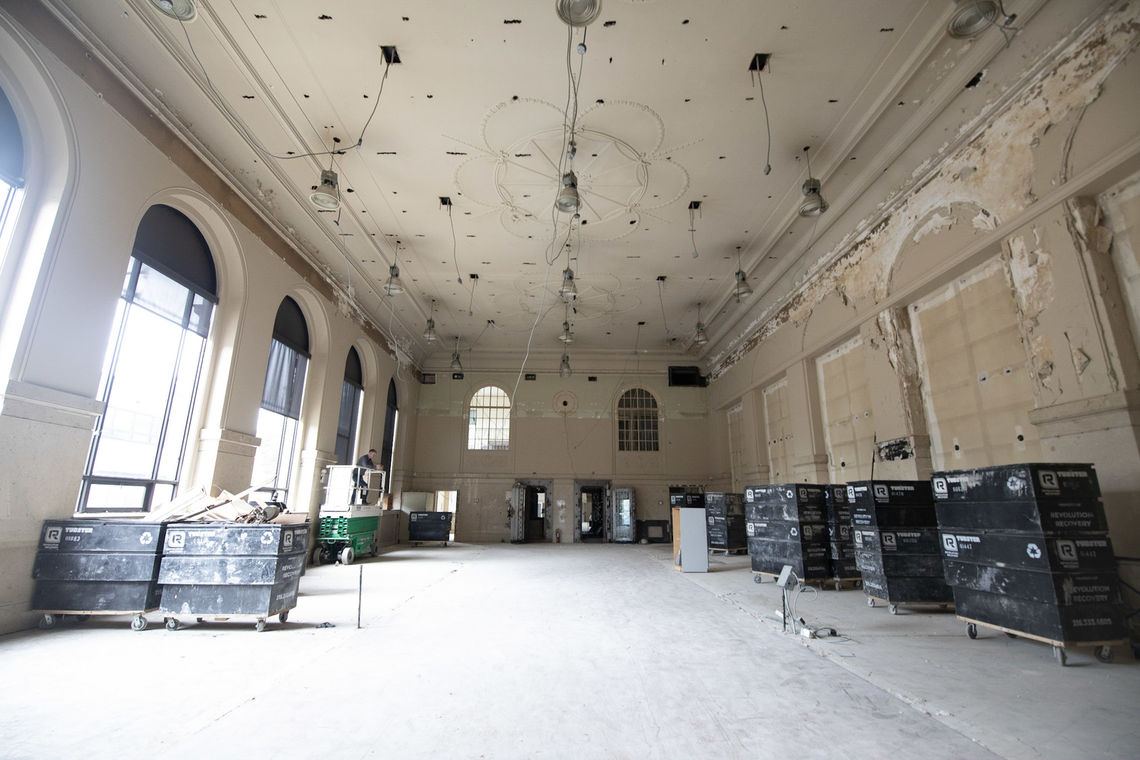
left=467, top=385, right=511, bottom=451
left=617, top=387, right=660, bottom=452
left=77, top=255, right=214, bottom=513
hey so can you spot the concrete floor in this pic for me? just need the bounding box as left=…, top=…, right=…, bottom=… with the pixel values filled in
left=0, top=543, right=1136, bottom=759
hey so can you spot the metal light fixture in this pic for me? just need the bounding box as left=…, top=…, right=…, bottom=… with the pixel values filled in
left=799, top=146, right=828, bottom=217
left=556, top=0, right=602, bottom=27
left=559, top=353, right=573, bottom=378
left=310, top=169, right=340, bottom=210
left=384, top=264, right=404, bottom=296
left=556, top=171, right=580, bottom=214
left=694, top=303, right=709, bottom=346
left=149, top=0, right=196, bottom=21
left=450, top=337, right=463, bottom=372
left=558, top=303, right=575, bottom=344
left=559, top=267, right=578, bottom=301
left=947, top=0, right=999, bottom=38
left=733, top=269, right=753, bottom=300
left=423, top=300, right=438, bottom=342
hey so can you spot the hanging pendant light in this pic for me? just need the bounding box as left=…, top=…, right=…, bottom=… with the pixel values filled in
left=556, top=171, right=580, bottom=214
left=556, top=0, right=602, bottom=27
left=384, top=264, right=404, bottom=296
left=559, top=267, right=578, bottom=301
left=799, top=146, right=828, bottom=217
left=558, top=320, right=575, bottom=344
left=733, top=269, right=753, bottom=299
left=423, top=300, right=438, bottom=342
left=450, top=337, right=463, bottom=372
left=694, top=303, right=709, bottom=346
left=149, top=0, right=196, bottom=21
left=559, top=353, right=573, bottom=378
left=310, top=169, right=340, bottom=210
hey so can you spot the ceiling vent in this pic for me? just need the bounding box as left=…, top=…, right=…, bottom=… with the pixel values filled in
left=149, top=0, right=196, bottom=21
left=947, top=0, right=999, bottom=38
left=556, top=0, right=602, bottom=27
left=668, top=366, right=707, bottom=387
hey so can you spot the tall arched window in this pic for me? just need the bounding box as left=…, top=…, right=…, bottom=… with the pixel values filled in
left=334, top=347, right=363, bottom=465
left=380, top=379, right=398, bottom=475
left=251, top=296, right=308, bottom=500
left=0, top=82, right=24, bottom=254
left=79, top=205, right=217, bottom=511
left=617, top=387, right=659, bottom=452
left=468, top=385, right=510, bottom=450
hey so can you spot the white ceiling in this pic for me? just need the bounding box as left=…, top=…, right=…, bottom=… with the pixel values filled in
left=46, top=0, right=1022, bottom=373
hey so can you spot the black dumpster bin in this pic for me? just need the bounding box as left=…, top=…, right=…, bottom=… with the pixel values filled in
left=408, top=512, right=452, bottom=545
left=158, top=522, right=309, bottom=631
left=31, top=520, right=166, bottom=631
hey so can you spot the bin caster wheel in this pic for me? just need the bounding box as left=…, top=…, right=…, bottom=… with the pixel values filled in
left=1094, top=645, right=1113, bottom=663
left=38, top=614, right=56, bottom=630
left=255, top=619, right=266, bottom=633
left=753, top=574, right=763, bottom=584
left=866, top=597, right=875, bottom=608
left=279, top=610, right=289, bottom=624
left=339, top=546, right=355, bottom=565
left=1005, top=632, right=1017, bottom=639
left=1053, top=646, right=1068, bottom=666
left=966, top=623, right=978, bottom=639
left=127, top=615, right=147, bottom=632
left=855, top=580, right=863, bottom=589
left=888, top=604, right=898, bottom=615
left=164, top=618, right=179, bottom=632
left=73, top=615, right=89, bottom=625
left=311, top=547, right=324, bottom=566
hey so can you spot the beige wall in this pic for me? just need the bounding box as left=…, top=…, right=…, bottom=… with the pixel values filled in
left=408, top=371, right=710, bottom=542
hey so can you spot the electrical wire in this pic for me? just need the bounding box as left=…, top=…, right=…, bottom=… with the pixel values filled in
left=657, top=279, right=671, bottom=338
left=447, top=203, right=463, bottom=285
left=753, top=67, right=773, bottom=175
left=178, top=19, right=390, bottom=163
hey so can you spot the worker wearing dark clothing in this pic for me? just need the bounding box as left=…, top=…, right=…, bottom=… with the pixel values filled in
left=354, top=449, right=376, bottom=505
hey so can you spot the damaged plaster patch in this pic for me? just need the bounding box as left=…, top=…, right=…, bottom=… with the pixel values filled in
left=912, top=208, right=955, bottom=243
left=711, top=4, right=1140, bottom=381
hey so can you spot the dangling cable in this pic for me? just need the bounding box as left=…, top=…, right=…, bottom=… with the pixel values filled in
left=754, top=67, right=773, bottom=176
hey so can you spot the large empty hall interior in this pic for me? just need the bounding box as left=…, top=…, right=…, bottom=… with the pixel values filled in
left=1, top=1, right=1139, bottom=758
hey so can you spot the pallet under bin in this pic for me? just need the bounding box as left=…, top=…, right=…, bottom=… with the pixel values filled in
left=158, top=522, right=309, bottom=631
left=31, top=520, right=167, bottom=631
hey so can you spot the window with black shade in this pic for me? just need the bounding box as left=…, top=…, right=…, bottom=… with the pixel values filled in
left=251, top=297, right=309, bottom=500
left=379, top=378, right=398, bottom=478
left=79, top=205, right=216, bottom=512
left=334, top=347, right=363, bottom=465
left=617, top=387, right=659, bottom=452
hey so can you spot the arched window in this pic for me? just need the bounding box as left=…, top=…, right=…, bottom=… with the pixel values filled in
left=334, top=347, right=363, bottom=465
left=468, top=385, right=510, bottom=450
left=79, top=205, right=217, bottom=511
left=251, top=296, right=309, bottom=500
left=0, top=82, right=23, bottom=246
left=617, top=387, right=659, bottom=452
left=380, top=379, right=398, bottom=476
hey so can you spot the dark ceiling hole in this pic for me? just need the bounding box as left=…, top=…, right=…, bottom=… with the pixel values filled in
left=376, top=151, right=396, bottom=155
left=504, top=19, right=522, bottom=24
left=512, top=95, right=519, bottom=101
left=317, top=14, right=332, bottom=20
left=253, top=14, right=267, bottom=19
left=828, top=98, right=838, bottom=103
left=954, top=444, right=961, bottom=451
left=286, top=151, right=295, bottom=155
left=1017, top=434, right=1025, bottom=442
left=603, top=20, right=616, bottom=27
left=241, top=95, right=254, bottom=100
left=965, top=70, right=985, bottom=89
left=682, top=19, right=689, bottom=24
left=303, top=94, right=309, bottom=98
left=880, top=27, right=894, bottom=32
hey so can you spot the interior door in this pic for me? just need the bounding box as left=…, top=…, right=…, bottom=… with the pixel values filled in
left=603, top=486, right=613, bottom=542
left=509, top=484, right=526, bottom=543
left=525, top=488, right=545, bottom=542
left=612, top=487, right=635, bottom=543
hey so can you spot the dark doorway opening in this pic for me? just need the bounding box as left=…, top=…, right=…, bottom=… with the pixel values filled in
left=524, top=485, right=548, bottom=542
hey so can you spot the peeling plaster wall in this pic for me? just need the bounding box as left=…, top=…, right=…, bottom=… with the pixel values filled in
left=709, top=3, right=1140, bottom=564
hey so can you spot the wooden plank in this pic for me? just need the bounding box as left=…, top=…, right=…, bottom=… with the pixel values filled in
left=956, top=615, right=1127, bottom=649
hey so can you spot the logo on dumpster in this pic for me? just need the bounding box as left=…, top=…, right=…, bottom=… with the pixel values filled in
left=932, top=478, right=948, bottom=496
left=139, top=531, right=153, bottom=545
left=168, top=531, right=185, bottom=549
left=283, top=532, right=293, bottom=549
left=44, top=527, right=62, bottom=545
left=1026, top=543, right=1042, bottom=559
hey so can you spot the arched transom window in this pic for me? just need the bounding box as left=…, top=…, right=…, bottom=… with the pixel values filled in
left=617, top=387, right=659, bottom=452
left=468, top=386, right=510, bottom=450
